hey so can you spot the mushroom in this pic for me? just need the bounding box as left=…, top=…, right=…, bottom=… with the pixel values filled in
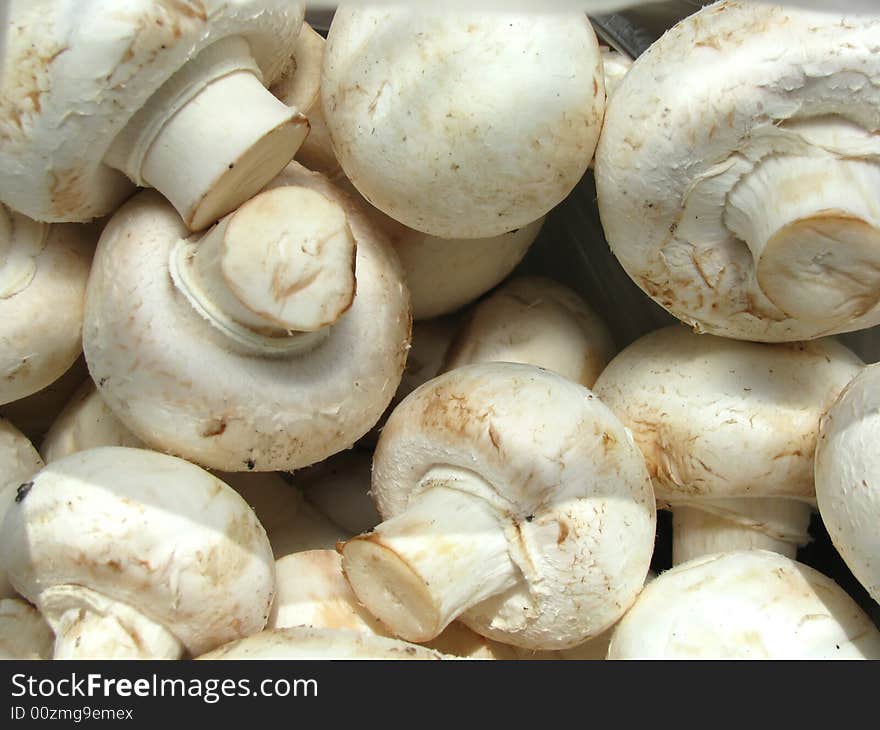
left=272, top=22, right=342, bottom=178
left=0, top=205, right=94, bottom=406
left=40, top=379, right=345, bottom=556
left=0, top=417, right=44, bottom=599
left=268, top=549, right=518, bottom=659
left=607, top=550, right=880, bottom=659
left=600, top=46, right=633, bottom=99
left=0, top=356, right=89, bottom=445
left=198, top=626, right=446, bottom=660
left=0, top=446, right=275, bottom=659
left=322, top=8, right=605, bottom=239
left=295, top=450, right=381, bottom=535
left=340, top=362, right=656, bottom=650
left=815, top=362, right=880, bottom=604
left=0, top=599, right=54, bottom=660
left=83, top=162, right=410, bottom=472
left=593, top=326, right=864, bottom=565
left=442, top=276, right=616, bottom=388
left=1, top=0, right=310, bottom=231
left=595, top=0, right=880, bottom=342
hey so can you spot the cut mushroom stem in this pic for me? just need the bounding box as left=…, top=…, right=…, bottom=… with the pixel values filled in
left=104, top=36, right=309, bottom=232
left=342, top=470, right=518, bottom=643
left=41, top=584, right=184, bottom=660
left=671, top=499, right=813, bottom=566
left=0, top=207, right=46, bottom=299
left=169, top=185, right=356, bottom=356
left=725, top=120, right=880, bottom=330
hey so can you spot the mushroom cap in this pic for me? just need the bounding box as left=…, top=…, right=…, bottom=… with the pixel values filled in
left=83, top=162, right=410, bottom=472
left=0, top=417, right=44, bottom=599
left=593, top=325, right=864, bottom=505
left=815, top=362, right=880, bottom=603
left=595, top=1, right=880, bottom=342
left=0, top=0, right=304, bottom=222
left=198, top=626, right=445, bottom=660
left=373, top=361, right=655, bottom=648
left=0, top=446, right=275, bottom=656
left=0, top=598, right=54, bottom=660
left=443, top=275, right=616, bottom=388
left=0, top=208, right=94, bottom=405
left=608, top=550, right=880, bottom=659
left=322, top=8, right=604, bottom=239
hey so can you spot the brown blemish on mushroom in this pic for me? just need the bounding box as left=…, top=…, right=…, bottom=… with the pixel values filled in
left=201, top=418, right=227, bottom=438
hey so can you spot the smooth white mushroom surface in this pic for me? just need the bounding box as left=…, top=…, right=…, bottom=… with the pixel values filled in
left=84, top=163, right=410, bottom=472
left=1, top=0, right=309, bottom=231
left=442, top=276, right=616, bottom=388
left=0, top=447, right=275, bottom=659
left=0, top=418, right=44, bottom=599
left=596, top=0, right=880, bottom=342
left=199, top=627, right=446, bottom=660
left=342, top=362, right=656, bottom=650
left=0, top=598, right=54, bottom=660
left=0, top=206, right=94, bottom=406
left=594, top=326, right=864, bottom=564
left=322, top=8, right=604, bottom=239
left=608, top=551, right=880, bottom=659
left=815, top=363, right=880, bottom=604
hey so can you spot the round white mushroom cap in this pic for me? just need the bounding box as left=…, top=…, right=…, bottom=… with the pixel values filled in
left=815, top=362, right=880, bottom=604
left=596, top=1, right=880, bottom=342
left=342, top=362, right=656, bottom=650
left=608, top=550, right=880, bottom=659
left=0, top=446, right=275, bottom=658
left=83, top=163, right=410, bottom=472
left=0, top=598, right=54, bottom=660
left=0, top=418, right=44, bottom=599
left=443, top=275, right=616, bottom=388
left=1, top=0, right=308, bottom=230
left=322, top=8, right=604, bottom=239
left=594, top=326, right=864, bottom=505
left=0, top=206, right=94, bottom=406
left=198, top=626, right=446, bottom=660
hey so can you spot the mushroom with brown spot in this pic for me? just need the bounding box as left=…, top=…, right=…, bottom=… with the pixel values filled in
left=1, top=0, right=309, bottom=230
left=340, top=362, right=656, bottom=650
left=593, top=325, right=864, bottom=565
left=0, top=446, right=275, bottom=659
left=83, top=163, right=410, bottom=472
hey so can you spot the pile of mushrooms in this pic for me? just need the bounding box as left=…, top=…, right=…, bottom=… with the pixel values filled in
left=0, top=0, right=878, bottom=663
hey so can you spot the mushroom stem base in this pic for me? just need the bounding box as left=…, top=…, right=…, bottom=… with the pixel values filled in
left=671, top=499, right=813, bottom=566
left=40, top=585, right=184, bottom=660
left=341, top=481, right=518, bottom=643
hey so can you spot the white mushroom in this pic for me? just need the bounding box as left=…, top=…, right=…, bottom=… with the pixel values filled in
left=0, top=417, right=44, bottom=599
left=608, top=550, right=880, bottom=659
left=1, top=0, right=310, bottom=231
left=322, top=8, right=604, bottom=239
left=442, top=276, right=616, bottom=388
left=0, top=446, right=275, bottom=659
left=815, top=362, right=880, bottom=604
left=0, top=598, right=53, bottom=660
left=295, top=450, right=381, bottom=535
left=593, top=326, right=864, bottom=565
left=83, top=163, right=410, bottom=472
left=600, top=46, right=633, bottom=99
left=595, top=0, right=880, bottom=342
left=198, top=626, right=446, bottom=660
left=268, top=549, right=518, bottom=659
left=272, top=22, right=342, bottom=178
left=341, top=362, right=656, bottom=650
left=0, top=206, right=94, bottom=406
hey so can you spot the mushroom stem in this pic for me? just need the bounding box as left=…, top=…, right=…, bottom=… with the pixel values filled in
left=40, top=585, right=184, bottom=660
left=169, top=185, right=357, bottom=356
left=341, top=472, right=518, bottom=643
left=0, top=207, right=46, bottom=299
left=671, top=498, right=813, bottom=566
left=104, top=36, right=309, bottom=232
left=725, top=125, right=880, bottom=330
